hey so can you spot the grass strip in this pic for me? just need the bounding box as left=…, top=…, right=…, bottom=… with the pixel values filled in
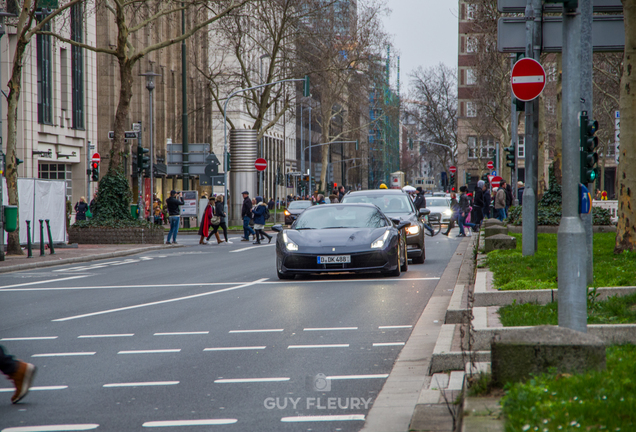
left=486, top=232, right=636, bottom=290
left=502, top=345, right=636, bottom=432
left=498, top=292, right=636, bottom=327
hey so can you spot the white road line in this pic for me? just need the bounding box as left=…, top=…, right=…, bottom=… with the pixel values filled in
left=229, top=329, right=283, bottom=333
left=372, top=342, right=405, bottom=347
left=288, top=344, right=349, bottom=349
left=32, top=352, right=96, bottom=357
left=142, top=419, right=237, bottom=427
left=204, top=346, right=266, bottom=351
left=261, top=277, right=440, bottom=284
left=53, top=278, right=268, bottom=322
left=118, top=349, right=181, bottom=354
left=1, top=336, right=58, bottom=341
left=103, top=381, right=179, bottom=388
left=378, top=325, right=413, bottom=329
left=0, top=386, right=68, bottom=392
left=327, top=374, right=389, bottom=380
left=154, top=331, right=209, bottom=336
left=78, top=334, right=134, bottom=338
left=229, top=244, right=276, bottom=253
left=0, top=282, right=245, bottom=292
left=214, top=377, right=289, bottom=383
left=2, top=425, right=100, bottom=431
left=303, top=327, right=358, bottom=331
left=0, top=275, right=90, bottom=290
left=281, top=415, right=365, bottom=422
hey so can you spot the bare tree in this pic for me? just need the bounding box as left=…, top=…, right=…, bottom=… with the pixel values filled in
left=615, top=1, right=636, bottom=253
left=3, top=0, right=84, bottom=254
left=298, top=0, right=389, bottom=192
left=405, top=64, right=458, bottom=174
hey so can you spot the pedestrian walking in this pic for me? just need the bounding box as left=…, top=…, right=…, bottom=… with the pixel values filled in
left=472, top=181, right=485, bottom=227
left=74, top=197, right=88, bottom=221
left=241, top=191, right=256, bottom=242
left=494, top=186, right=507, bottom=221
left=442, top=192, right=460, bottom=236
left=198, top=196, right=215, bottom=245
left=166, top=190, right=184, bottom=244
left=268, top=198, right=275, bottom=210
left=517, top=181, right=525, bottom=206
left=208, top=195, right=230, bottom=244
left=483, top=184, right=492, bottom=220
left=457, top=186, right=476, bottom=237
left=413, top=187, right=435, bottom=235
left=504, top=181, right=513, bottom=215
left=338, top=185, right=346, bottom=202
left=1, top=345, right=36, bottom=404
left=252, top=196, right=272, bottom=245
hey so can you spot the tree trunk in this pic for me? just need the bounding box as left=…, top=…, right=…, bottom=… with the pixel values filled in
left=615, top=0, right=636, bottom=253
left=4, top=36, right=28, bottom=255
left=109, top=60, right=135, bottom=172
left=554, top=53, right=563, bottom=185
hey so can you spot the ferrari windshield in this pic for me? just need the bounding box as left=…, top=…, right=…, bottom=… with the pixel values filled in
left=294, top=205, right=389, bottom=229
left=341, top=193, right=415, bottom=214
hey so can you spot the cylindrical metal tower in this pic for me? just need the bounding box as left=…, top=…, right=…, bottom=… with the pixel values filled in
left=229, top=129, right=258, bottom=226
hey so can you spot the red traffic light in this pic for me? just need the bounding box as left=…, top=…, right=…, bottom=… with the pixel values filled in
left=91, top=162, right=99, bottom=169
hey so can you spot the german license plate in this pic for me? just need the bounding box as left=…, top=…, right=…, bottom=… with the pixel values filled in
left=318, top=255, right=351, bottom=264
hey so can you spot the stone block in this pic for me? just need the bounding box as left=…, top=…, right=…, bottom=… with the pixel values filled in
left=482, top=218, right=504, bottom=228
left=484, top=234, right=516, bottom=252
left=484, top=225, right=508, bottom=237
left=69, top=226, right=164, bottom=244
left=491, top=325, right=606, bottom=387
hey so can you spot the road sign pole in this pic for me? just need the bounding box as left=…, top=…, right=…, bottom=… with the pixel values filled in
left=511, top=54, right=519, bottom=206
left=558, top=1, right=588, bottom=333
left=581, top=0, right=594, bottom=284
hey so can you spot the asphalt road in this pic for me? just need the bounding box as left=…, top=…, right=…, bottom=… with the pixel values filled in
left=0, top=229, right=462, bottom=432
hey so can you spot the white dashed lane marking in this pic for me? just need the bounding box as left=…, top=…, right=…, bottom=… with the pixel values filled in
left=142, top=419, right=238, bottom=427
left=281, top=414, right=365, bottom=422
left=32, top=352, right=96, bottom=357
left=214, top=377, right=290, bottom=383
left=303, top=327, right=358, bottom=331
left=204, top=346, right=266, bottom=351
left=78, top=334, right=134, bottom=338
left=327, top=374, right=389, bottom=380
left=288, top=344, right=350, bottom=349
left=372, top=342, right=405, bottom=347
left=0, top=275, right=90, bottom=290
left=1, top=425, right=100, bottom=431
left=0, top=385, right=68, bottom=393
left=118, top=349, right=181, bottom=355
left=378, top=325, right=413, bottom=329
left=103, top=381, right=179, bottom=388
left=154, top=331, right=209, bottom=336
left=229, top=329, right=283, bottom=333
left=1, top=336, right=58, bottom=341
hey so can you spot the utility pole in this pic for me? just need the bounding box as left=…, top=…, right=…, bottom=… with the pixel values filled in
left=181, top=4, right=189, bottom=228
left=580, top=0, right=594, bottom=284
left=510, top=54, right=519, bottom=206
left=558, top=0, right=588, bottom=332
left=522, top=0, right=541, bottom=256
left=137, top=125, right=144, bottom=221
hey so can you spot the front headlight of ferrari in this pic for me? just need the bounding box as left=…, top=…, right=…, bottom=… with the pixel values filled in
left=371, top=230, right=390, bottom=249
left=282, top=231, right=298, bottom=251
left=406, top=225, right=420, bottom=235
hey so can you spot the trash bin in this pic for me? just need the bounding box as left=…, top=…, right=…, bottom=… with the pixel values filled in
left=131, top=204, right=139, bottom=219
left=3, top=205, right=18, bottom=232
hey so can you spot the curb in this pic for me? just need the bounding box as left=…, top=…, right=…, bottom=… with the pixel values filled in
left=0, top=244, right=184, bottom=274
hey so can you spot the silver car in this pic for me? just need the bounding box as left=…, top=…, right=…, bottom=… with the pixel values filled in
left=425, top=197, right=453, bottom=224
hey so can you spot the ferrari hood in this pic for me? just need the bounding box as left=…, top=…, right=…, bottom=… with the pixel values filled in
left=286, top=227, right=388, bottom=247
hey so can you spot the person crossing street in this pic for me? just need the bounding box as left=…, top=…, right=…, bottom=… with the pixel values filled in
left=241, top=191, right=256, bottom=242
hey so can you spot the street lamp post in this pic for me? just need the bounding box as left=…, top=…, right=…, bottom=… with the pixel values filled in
left=259, top=54, right=270, bottom=199
left=140, top=71, right=161, bottom=220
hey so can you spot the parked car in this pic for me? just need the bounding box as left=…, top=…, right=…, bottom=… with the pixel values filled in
left=425, top=197, right=453, bottom=224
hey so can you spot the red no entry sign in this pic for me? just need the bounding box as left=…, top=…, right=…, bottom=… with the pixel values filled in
left=449, top=166, right=457, bottom=174
left=490, top=175, right=503, bottom=188
left=511, top=58, right=546, bottom=102
left=91, top=152, right=101, bottom=162
left=255, top=158, right=267, bottom=171
left=487, top=161, right=494, bottom=170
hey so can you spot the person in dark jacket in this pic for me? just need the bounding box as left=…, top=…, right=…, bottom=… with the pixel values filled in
left=75, top=197, right=88, bottom=221
left=206, top=195, right=228, bottom=244
left=165, top=190, right=184, bottom=244
left=457, top=186, right=476, bottom=237
left=89, top=192, right=98, bottom=218
left=517, top=181, right=524, bottom=206
left=338, top=185, right=346, bottom=202
left=241, top=191, right=256, bottom=241
left=252, top=196, right=272, bottom=245
left=482, top=184, right=492, bottom=220
left=472, top=181, right=485, bottom=228
left=504, top=181, right=514, bottom=214
left=442, top=192, right=460, bottom=236
left=413, top=187, right=435, bottom=235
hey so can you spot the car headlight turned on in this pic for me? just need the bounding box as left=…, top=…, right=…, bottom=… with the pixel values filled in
left=371, top=230, right=390, bottom=249
left=406, top=225, right=420, bottom=235
left=282, top=231, right=299, bottom=251
left=444, top=209, right=452, bottom=216
left=284, top=210, right=290, bottom=216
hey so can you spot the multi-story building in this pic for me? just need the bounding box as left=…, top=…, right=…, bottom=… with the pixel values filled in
left=5, top=4, right=97, bottom=207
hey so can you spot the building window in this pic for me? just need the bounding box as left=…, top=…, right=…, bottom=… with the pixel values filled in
left=38, top=163, right=72, bottom=199
left=480, top=137, right=496, bottom=159
left=466, top=68, right=476, bottom=86
left=37, top=20, right=53, bottom=125
left=466, top=37, right=477, bottom=53
left=71, top=3, right=84, bottom=130
left=466, top=3, right=476, bottom=20
left=518, top=135, right=525, bottom=159
left=466, top=101, right=477, bottom=117
left=467, top=136, right=477, bottom=159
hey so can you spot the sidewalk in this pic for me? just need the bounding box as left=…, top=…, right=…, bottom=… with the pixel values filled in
left=0, top=243, right=181, bottom=274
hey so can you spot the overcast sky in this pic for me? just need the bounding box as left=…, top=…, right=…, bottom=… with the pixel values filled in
left=381, top=0, right=459, bottom=94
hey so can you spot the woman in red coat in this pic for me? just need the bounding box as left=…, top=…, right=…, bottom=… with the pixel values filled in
left=198, top=196, right=215, bottom=244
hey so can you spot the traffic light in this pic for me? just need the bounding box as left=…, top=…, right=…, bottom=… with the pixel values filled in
left=481, top=173, right=489, bottom=185
left=579, top=111, right=599, bottom=184
left=465, top=172, right=472, bottom=184
left=355, top=140, right=359, bottom=151
left=504, top=146, right=515, bottom=169
left=91, top=161, right=99, bottom=181
left=303, top=75, right=310, bottom=97
left=137, top=145, right=149, bottom=175
left=226, top=152, right=231, bottom=171
left=449, top=172, right=455, bottom=190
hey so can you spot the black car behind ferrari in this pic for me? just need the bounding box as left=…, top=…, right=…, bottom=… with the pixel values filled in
left=340, top=189, right=427, bottom=263
left=284, top=200, right=314, bottom=225
left=272, top=204, right=410, bottom=279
